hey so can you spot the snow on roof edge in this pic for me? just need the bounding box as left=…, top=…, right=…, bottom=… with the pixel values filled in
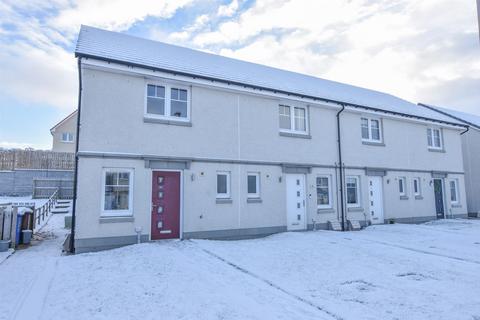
left=418, top=103, right=479, bottom=130
left=75, top=25, right=465, bottom=127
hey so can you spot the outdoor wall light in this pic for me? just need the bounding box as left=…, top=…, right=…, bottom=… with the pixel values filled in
left=190, top=173, right=195, bottom=181
left=279, top=176, right=282, bottom=183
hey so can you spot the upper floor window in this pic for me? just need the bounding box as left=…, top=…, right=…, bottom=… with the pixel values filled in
left=361, top=117, right=381, bottom=142
left=61, top=132, right=74, bottom=142
left=279, top=104, right=308, bottom=134
left=346, top=176, right=360, bottom=207
left=316, top=175, right=332, bottom=208
left=146, top=84, right=190, bottom=121
left=427, top=128, right=442, bottom=149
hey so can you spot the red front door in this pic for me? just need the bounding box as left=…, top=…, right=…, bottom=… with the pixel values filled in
left=151, top=171, right=180, bottom=240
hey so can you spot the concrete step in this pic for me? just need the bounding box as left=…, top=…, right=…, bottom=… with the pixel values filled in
left=348, top=220, right=362, bottom=231
left=57, top=200, right=72, bottom=204
left=55, top=204, right=70, bottom=209
left=328, top=220, right=342, bottom=231
left=51, top=208, right=70, bottom=214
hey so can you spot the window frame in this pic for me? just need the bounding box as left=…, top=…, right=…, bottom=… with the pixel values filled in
left=61, top=132, right=74, bottom=143
left=427, top=127, right=443, bottom=150
left=247, top=172, right=261, bottom=199
left=316, top=175, right=332, bottom=209
left=346, top=176, right=361, bottom=207
left=216, top=171, right=231, bottom=199
left=361, top=117, right=382, bottom=143
left=145, top=82, right=191, bottom=122
left=413, top=177, right=421, bottom=196
left=100, top=168, right=134, bottom=217
left=398, top=177, right=407, bottom=196
left=278, top=104, right=309, bottom=135
left=449, top=179, right=459, bottom=204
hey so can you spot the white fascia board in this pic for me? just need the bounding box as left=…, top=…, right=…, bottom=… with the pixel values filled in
left=80, top=57, right=340, bottom=111
left=344, top=106, right=464, bottom=131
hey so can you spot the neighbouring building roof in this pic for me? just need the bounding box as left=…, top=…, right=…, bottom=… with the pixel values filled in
left=75, top=25, right=464, bottom=126
left=50, top=110, right=78, bottom=134
left=419, top=103, right=480, bottom=130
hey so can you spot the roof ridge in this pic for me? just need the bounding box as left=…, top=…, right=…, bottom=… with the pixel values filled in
left=75, top=26, right=465, bottom=127
left=76, top=25, right=410, bottom=104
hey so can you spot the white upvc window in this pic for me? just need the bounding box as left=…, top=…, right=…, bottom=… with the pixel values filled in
left=413, top=177, right=421, bottom=196
left=449, top=179, right=459, bottom=204
left=346, top=176, right=360, bottom=207
left=398, top=177, right=407, bottom=196
left=101, top=168, right=134, bottom=217
left=361, top=117, right=382, bottom=142
left=247, top=172, right=260, bottom=198
left=316, top=175, right=332, bottom=208
left=427, top=128, right=442, bottom=149
left=61, top=132, right=74, bottom=142
left=216, top=171, right=231, bottom=199
left=279, top=104, right=308, bottom=134
left=145, top=83, right=190, bottom=121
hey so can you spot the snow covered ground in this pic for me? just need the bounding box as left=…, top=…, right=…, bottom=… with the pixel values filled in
left=0, top=216, right=479, bottom=320
left=0, top=196, right=54, bottom=231
left=0, top=196, right=48, bottom=207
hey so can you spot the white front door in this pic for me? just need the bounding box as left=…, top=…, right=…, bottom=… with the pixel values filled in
left=368, top=176, right=384, bottom=224
left=286, top=174, right=306, bottom=231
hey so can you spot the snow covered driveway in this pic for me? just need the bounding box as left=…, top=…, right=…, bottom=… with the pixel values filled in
left=0, top=218, right=479, bottom=320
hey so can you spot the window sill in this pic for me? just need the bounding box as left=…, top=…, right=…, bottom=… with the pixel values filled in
left=400, top=195, right=409, bottom=200
left=347, top=206, right=363, bottom=212
left=144, top=116, right=192, bottom=127
left=247, top=198, right=262, bottom=203
left=317, top=208, right=335, bottom=214
left=362, top=141, right=385, bottom=147
left=428, top=148, right=445, bottom=153
left=99, top=216, right=134, bottom=223
left=279, top=131, right=311, bottom=139
left=414, top=195, right=423, bottom=200
left=451, top=203, right=462, bottom=208
left=216, top=198, right=233, bottom=204
left=61, top=141, right=74, bottom=144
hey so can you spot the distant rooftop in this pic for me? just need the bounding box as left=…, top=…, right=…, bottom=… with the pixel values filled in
left=419, top=103, right=480, bottom=129
left=75, top=25, right=463, bottom=126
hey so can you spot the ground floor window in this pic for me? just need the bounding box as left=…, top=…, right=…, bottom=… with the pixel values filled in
left=449, top=179, right=459, bottom=204
left=101, top=168, right=133, bottom=216
left=413, top=178, right=421, bottom=196
left=247, top=172, right=260, bottom=198
left=316, top=175, right=331, bottom=208
left=398, top=177, right=406, bottom=196
left=346, top=176, right=360, bottom=206
left=217, top=171, right=231, bottom=198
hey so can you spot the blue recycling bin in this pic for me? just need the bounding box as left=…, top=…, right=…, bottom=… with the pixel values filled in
left=15, top=213, right=23, bottom=245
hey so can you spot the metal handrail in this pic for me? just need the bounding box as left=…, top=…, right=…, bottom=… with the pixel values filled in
left=34, top=188, right=59, bottom=229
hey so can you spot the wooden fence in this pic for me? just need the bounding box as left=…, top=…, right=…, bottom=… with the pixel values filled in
left=0, top=189, right=59, bottom=249
left=33, top=179, right=74, bottom=199
left=0, top=206, right=15, bottom=244
left=0, top=150, right=75, bottom=171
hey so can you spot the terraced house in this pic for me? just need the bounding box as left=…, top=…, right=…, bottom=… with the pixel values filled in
left=71, top=26, right=468, bottom=253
